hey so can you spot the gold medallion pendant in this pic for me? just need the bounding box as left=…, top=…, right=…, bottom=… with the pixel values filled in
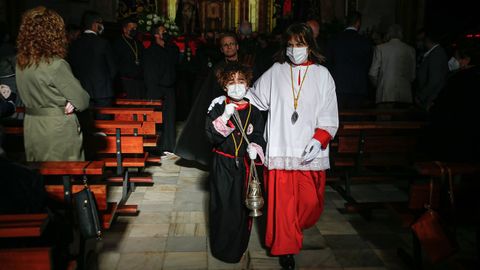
left=289, top=64, right=309, bottom=125
left=291, top=111, right=299, bottom=124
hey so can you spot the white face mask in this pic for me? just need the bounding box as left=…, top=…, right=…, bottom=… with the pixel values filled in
left=448, top=56, right=460, bottom=71
left=226, top=84, right=247, bottom=101
left=286, top=46, right=308, bottom=65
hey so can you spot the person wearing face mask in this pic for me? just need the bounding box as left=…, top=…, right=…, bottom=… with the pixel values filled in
left=112, top=17, right=144, bottom=99
left=175, top=32, right=251, bottom=166
left=144, top=24, right=180, bottom=156
left=68, top=11, right=116, bottom=120
left=246, top=23, right=338, bottom=269
left=428, top=41, right=480, bottom=162
left=447, top=54, right=460, bottom=72
left=205, top=63, right=266, bottom=263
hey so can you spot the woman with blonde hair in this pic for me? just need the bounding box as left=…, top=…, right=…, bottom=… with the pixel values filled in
left=16, top=6, right=90, bottom=161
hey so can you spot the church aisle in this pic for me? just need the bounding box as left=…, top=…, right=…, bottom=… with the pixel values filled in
left=97, top=155, right=411, bottom=270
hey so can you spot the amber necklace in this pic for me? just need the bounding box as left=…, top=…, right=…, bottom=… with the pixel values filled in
left=229, top=102, right=252, bottom=168
left=290, top=64, right=309, bottom=124
left=122, top=34, right=139, bottom=65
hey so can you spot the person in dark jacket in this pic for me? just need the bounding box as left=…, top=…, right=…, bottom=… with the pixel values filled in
left=112, top=17, right=144, bottom=99
left=144, top=24, right=180, bottom=154
left=206, top=63, right=265, bottom=263
left=68, top=11, right=116, bottom=118
left=414, top=30, right=449, bottom=110
left=175, top=33, right=249, bottom=166
left=325, top=12, right=373, bottom=109
left=429, top=42, right=480, bottom=161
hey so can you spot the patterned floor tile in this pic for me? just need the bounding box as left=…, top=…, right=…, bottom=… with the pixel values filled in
left=324, top=235, right=371, bottom=249
left=316, top=221, right=359, bottom=235
left=118, top=237, right=167, bottom=253
left=128, top=223, right=170, bottom=237
left=331, top=249, right=385, bottom=268
left=98, top=251, right=120, bottom=270
left=163, top=251, right=207, bottom=270
left=131, top=212, right=171, bottom=224
left=296, top=249, right=341, bottom=268
left=115, top=252, right=164, bottom=270
left=165, top=236, right=207, bottom=252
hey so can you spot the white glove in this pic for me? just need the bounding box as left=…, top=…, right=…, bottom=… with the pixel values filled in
left=207, top=95, right=226, bottom=113
left=247, top=143, right=258, bottom=160
left=301, top=139, right=322, bottom=164
left=221, top=103, right=237, bottom=123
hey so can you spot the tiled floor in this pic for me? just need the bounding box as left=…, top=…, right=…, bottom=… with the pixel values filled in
left=97, top=155, right=477, bottom=269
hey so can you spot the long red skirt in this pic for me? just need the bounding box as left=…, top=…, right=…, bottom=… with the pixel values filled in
left=264, top=169, right=326, bottom=255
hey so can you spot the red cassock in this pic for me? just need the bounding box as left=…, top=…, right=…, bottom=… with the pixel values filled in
left=264, top=129, right=331, bottom=255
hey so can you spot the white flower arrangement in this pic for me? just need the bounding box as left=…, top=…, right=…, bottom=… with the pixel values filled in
left=138, top=13, right=180, bottom=36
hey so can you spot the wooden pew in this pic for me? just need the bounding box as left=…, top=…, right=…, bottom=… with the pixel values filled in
left=107, top=102, right=164, bottom=149
left=95, top=107, right=163, bottom=150
left=0, top=213, right=49, bottom=238
left=95, top=107, right=162, bottom=124
left=0, top=213, right=51, bottom=270
left=3, top=120, right=155, bottom=208
left=89, top=123, right=154, bottom=205
left=3, top=120, right=158, bottom=153
left=0, top=214, right=52, bottom=270
left=0, top=247, right=52, bottom=270
left=94, top=120, right=156, bottom=138
left=31, top=161, right=119, bottom=230
left=114, top=98, right=162, bottom=108
left=339, top=107, right=427, bottom=121
left=329, top=121, right=426, bottom=209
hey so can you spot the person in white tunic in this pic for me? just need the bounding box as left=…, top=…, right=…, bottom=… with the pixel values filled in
left=369, top=24, right=416, bottom=107
left=247, top=23, right=338, bottom=269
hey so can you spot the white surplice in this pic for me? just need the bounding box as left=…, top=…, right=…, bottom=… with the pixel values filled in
left=247, top=62, right=339, bottom=171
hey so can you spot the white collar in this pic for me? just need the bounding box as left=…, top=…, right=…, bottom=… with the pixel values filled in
left=84, top=30, right=97, bottom=35
left=423, top=44, right=439, bottom=58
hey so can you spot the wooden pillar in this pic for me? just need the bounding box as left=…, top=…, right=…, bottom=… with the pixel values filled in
left=258, top=0, right=265, bottom=32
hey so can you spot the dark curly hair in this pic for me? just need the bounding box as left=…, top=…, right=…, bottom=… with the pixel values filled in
left=215, top=62, right=253, bottom=88
left=16, top=6, right=68, bottom=70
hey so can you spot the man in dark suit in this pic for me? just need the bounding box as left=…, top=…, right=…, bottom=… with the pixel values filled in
left=68, top=11, right=116, bottom=118
left=325, top=12, right=373, bottom=109
left=415, top=31, right=449, bottom=111
left=144, top=24, right=179, bottom=155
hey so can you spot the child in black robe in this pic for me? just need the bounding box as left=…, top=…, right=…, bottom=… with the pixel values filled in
left=205, top=63, right=266, bottom=263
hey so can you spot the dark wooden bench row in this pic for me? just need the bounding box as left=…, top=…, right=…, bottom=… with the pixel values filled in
left=0, top=161, right=142, bottom=269
left=114, top=98, right=162, bottom=107
left=328, top=121, right=427, bottom=208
